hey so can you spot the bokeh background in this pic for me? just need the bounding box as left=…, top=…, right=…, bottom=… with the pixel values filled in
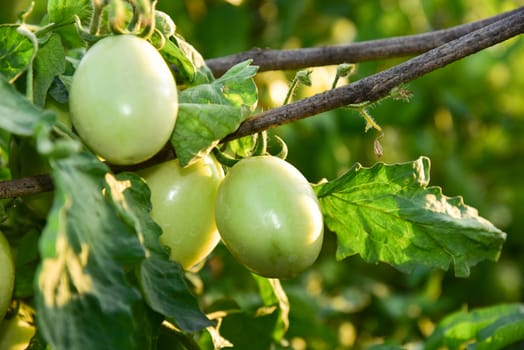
left=1, top=1, right=524, bottom=348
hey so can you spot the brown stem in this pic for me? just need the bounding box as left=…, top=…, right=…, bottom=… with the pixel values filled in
left=0, top=174, right=54, bottom=199
left=205, top=7, right=523, bottom=76
left=224, top=7, right=524, bottom=140
left=0, top=7, right=522, bottom=199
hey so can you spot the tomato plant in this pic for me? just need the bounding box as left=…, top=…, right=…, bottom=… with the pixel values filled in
left=0, top=1, right=522, bottom=349
left=215, top=156, right=324, bottom=278
left=139, top=155, right=224, bottom=270
left=69, top=35, right=178, bottom=165
left=0, top=232, right=14, bottom=321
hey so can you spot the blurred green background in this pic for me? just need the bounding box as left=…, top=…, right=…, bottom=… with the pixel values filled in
left=2, top=0, right=524, bottom=348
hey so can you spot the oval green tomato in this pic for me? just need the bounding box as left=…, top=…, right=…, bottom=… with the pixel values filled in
left=0, top=232, right=15, bottom=321
left=70, top=35, right=178, bottom=165
left=215, top=156, right=324, bottom=278
left=139, top=155, right=224, bottom=269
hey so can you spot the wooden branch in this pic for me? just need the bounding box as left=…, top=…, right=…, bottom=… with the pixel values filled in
left=224, top=7, right=524, bottom=140
left=205, top=7, right=523, bottom=76
left=0, top=7, right=522, bottom=199
left=0, top=174, right=54, bottom=199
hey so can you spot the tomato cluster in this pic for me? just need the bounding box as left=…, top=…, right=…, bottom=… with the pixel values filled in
left=9, top=34, right=325, bottom=282
left=140, top=154, right=324, bottom=278
left=67, top=35, right=325, bottom=277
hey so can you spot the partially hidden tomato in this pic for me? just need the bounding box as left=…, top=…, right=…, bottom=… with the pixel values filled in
left=139, top=155, right=224, bottom=270
left=0, top=232, right=15, bottom=321
left=215, top=156, right=324, bottom=279
left=69, top=35, right=178, bottom=165
left=0, top=314, right=35, bottom=350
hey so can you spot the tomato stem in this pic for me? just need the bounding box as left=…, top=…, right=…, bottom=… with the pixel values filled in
left=212, top=147, right=241, bottom=168
left=283, top=69, right=312, bottom=105
left=252, top=131, right=268, bottom=156
left=331, top=63, right=355, bottom=89
left=89, top=0, right=107, bottom=36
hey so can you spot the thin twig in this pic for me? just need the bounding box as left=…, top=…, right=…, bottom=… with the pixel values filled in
left=205, top=7, right=523, bottom=76
left=0, top=8, right=522, bottom=199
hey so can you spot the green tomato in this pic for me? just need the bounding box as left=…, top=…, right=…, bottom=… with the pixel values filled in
left=215, top=156, right=324, bottom=278
left=69, top=35, right=178, bottom=165
left=46, top=98, right=72, bottom=129
left=0, top=232, right=15, bottom=321
left=139, top=155, right=224, bottom=269
left=0, top=315, right=35, bottom=350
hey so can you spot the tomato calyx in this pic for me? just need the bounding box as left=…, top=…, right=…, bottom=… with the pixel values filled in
left=74, top=0, right=164, bottom=48
left=213, top=131, right=289, bottom=168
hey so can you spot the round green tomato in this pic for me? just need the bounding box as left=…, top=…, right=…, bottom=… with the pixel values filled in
left=0, top=232, right=15, bottom=321
left=215, top=156, right=324, bottom=278
left=139, top=155, right=224, bottom=269
left=69, top=35, right=178, bottom=165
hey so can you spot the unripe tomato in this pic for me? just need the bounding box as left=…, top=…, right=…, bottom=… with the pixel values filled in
left=0, top=232, right=15, bottom=321
left=0, top=314, right=35, bottom=350
left=215, top=156, right=324, bottom=278
left=139, top=155, right=224, bottom=269
left=69, top=35, right=178, bottom=165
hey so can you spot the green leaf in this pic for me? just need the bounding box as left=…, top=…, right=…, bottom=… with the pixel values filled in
left=315, top=156, right=506, bottom=277
left=425, top=303, right=524, bottom=350
left=473, top=312, right=524, bottom=350
left=35, top=152, right=146, bottom=350
left=33, top=34, right=66, bottom=107
left=158, top=38, right=197, bottom=83
left=0, top=25, right=36, bottom=82
left=205, top=299, right=284, bottom=350
left=172, top=33, right=215, bottom=85
left=47, top=0, right=91, bottom=25
left=252, top=275, right=290, bottom=343
left=105, top=172, right=213, bottom=332
left=0, top=74, right=55, bottom=136
left=171, top=60, right=258, bottom=166
left=12, top=230, right=40, bottom=298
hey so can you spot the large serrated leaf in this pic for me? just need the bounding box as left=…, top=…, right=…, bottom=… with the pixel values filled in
left=106, top=172, right=213, bottom=332
left=35, top=152, right=146, bottom=350
left=0, top=25, right=36, bottom=82
left=315, top=156, right=506, bottom=277
left=425, top=303, right=524, bottom=350
left=0, top=74, right=55, bottom=136
left=171, top=60, right=258, bottom=166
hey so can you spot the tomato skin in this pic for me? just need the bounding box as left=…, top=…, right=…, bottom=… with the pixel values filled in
left=139, top=155, right=224, bottom=269
left=69, top=35, right=178, bottom=165
left=215, top=156, right=324, bottom=278
left=0, top=232, right=15, bottom=321
left=0, top=314, right=35, bottom=350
